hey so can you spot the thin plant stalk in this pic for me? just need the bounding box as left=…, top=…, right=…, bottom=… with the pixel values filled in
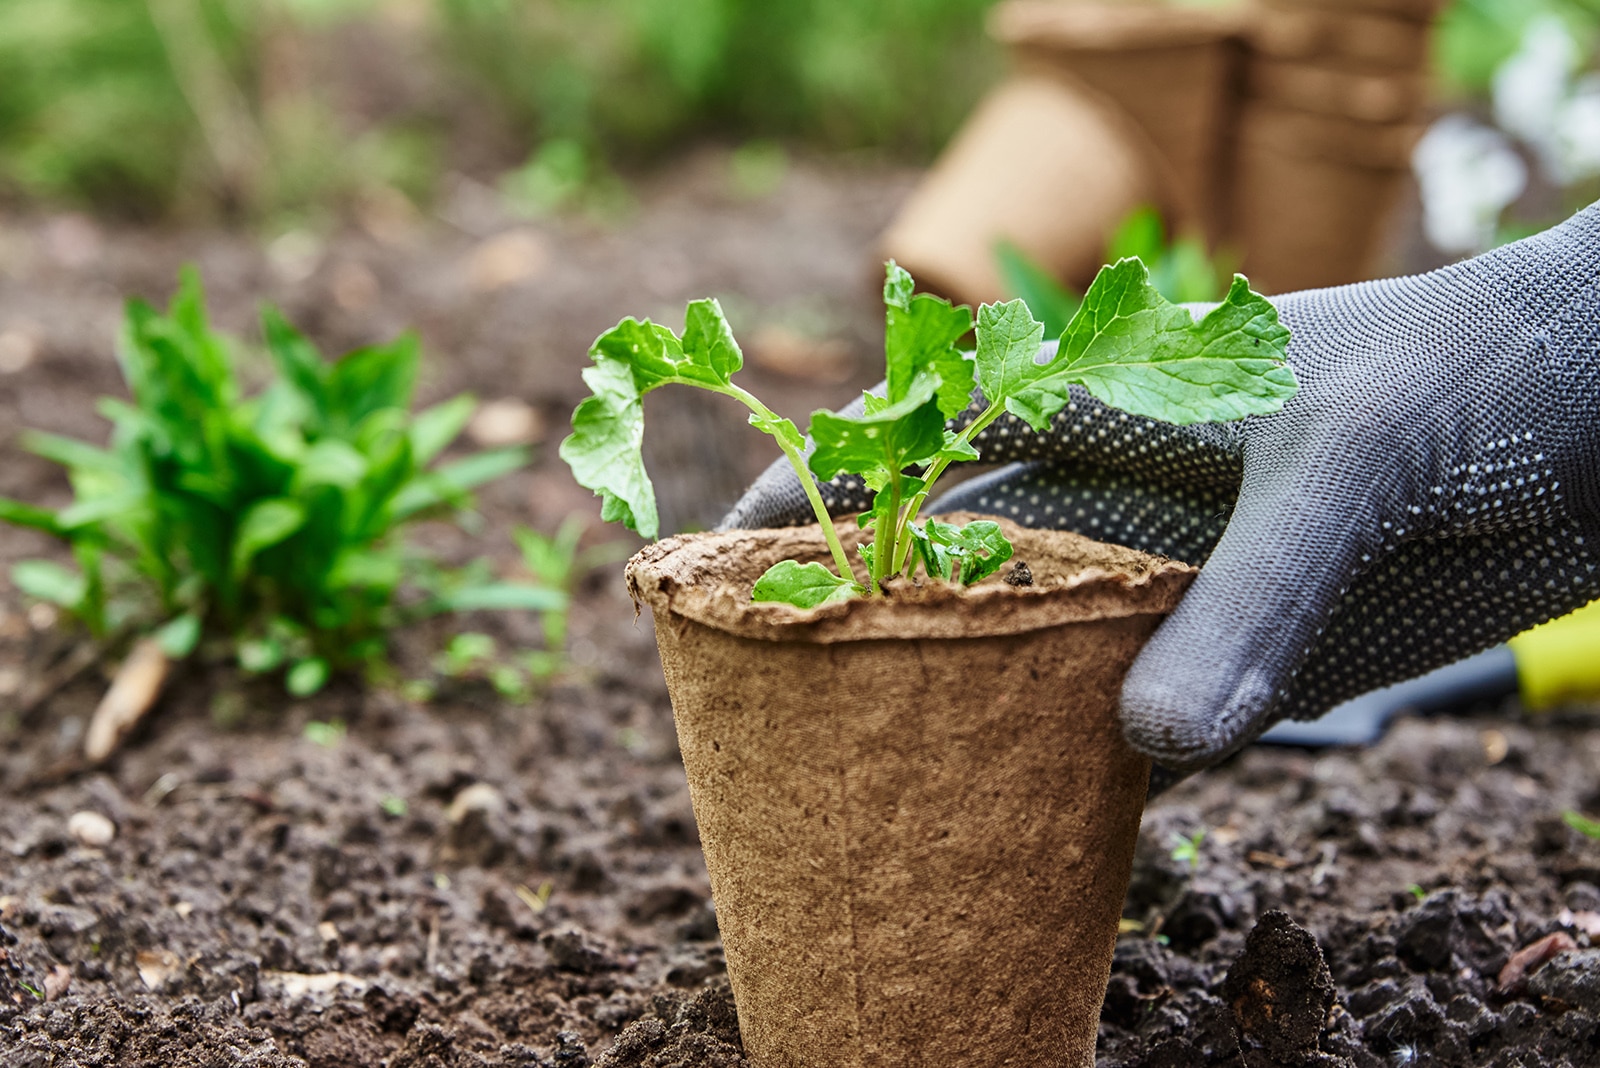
left=892, top=403, right=1007, bottom=577
left=719, top=384, right=858, bottom=586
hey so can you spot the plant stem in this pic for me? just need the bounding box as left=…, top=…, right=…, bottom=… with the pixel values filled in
left=894, top=403, right=1006, bottom=576
left=872, top=471, right=903, bottom=590
left=720, top=385, right=857, bottom=584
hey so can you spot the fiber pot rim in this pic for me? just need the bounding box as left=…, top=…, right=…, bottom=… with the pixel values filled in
left=625, top=512, right=1196, bottom=644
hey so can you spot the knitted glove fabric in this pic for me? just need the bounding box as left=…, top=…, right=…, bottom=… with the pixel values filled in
left=719, top=204, right=1600, bottom=772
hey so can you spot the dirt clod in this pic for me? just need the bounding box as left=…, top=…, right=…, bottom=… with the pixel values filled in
left=1222, top=910, right=1336, bottom=1064
left=1004, top=560, right=1033, bottom=586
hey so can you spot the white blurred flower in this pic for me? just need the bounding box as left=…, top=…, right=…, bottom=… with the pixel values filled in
left=1552, top=74, right=1600, bottom=183
left=1492, top=15, right=1600, bottom=185
left=1412, top=115, right=1528, bottom=254
left=1493, top=16, right=1579, bottom=152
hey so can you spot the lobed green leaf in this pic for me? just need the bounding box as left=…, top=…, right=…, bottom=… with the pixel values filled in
left=561, top=299, right=744, bottom=540
left=750, top=559, right=862, bottom=608
left=807, top=375, right=944, bottom=484
left=1001, top=260, right=1295, bottom=430
left=883, top=261, right=975, bottom=418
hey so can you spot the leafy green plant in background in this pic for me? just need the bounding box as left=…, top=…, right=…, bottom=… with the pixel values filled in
left=0, top=268, right=562, bottom=695
left=424, top=520, right=630, bottom=699
left=995, top=206, right=1236, bottom=337
left=0, top=0, right=435, bottom=219
left=1434, top=0, right=1600, bottom=95
left=434, top=0, right=1002, bottom=165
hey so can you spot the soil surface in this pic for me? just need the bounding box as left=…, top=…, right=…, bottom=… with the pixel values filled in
left=4, top=159, right=1600, bottom=1068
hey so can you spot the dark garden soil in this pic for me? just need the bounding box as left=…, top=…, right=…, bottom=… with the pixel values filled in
left=3, top=158, right=1600, bottom=1068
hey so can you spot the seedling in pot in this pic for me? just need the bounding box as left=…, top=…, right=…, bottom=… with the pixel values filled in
left=562, top=259, right=1296, bottom=605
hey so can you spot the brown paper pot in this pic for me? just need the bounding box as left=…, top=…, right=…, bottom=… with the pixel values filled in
left=878, top=75, right=1155, bottom=307
left=992, top=1, right=1248, bottom=238
left=1231, top=103, right=1418, bottom=293
left=626, top=517, right=1195, bottom=1068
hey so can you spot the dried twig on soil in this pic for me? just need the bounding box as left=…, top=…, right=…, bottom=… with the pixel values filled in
left=85, top=639, right=171, bottom=764
left=1498, top=931, right=1579, bottom=993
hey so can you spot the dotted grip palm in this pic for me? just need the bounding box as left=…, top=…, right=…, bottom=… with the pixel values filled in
left=722, top=203, right=1600, bottom=772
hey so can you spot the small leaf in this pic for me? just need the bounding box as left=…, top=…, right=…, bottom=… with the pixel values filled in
left=928, top=520, right=1014, bottom=585
left=12, top=560, right=85, bottom=608
left=56, top=493, right=143, bottom=531
left=1004, top=261, right=1296, bottom=430
left=807, top=376, right=944, bottom=483
left=301, top=717, right=344, bottom=745
left=440, top=583, right=568, bottom=613
left=231, top=499, right=307, bottom=579
left=21, top=431, right=121, bottom=474
left=751, top=560, right=862, bottom=608
left=1564, top=810, right=1600, bottom=841
left=561, top=302, right=750, bottom=540
left=238, top=638, right=285, bottom=673
left=155, top=612, right=202, bottom=658
left=295, top=440, right=369, bottom=490
left=0, top=497, right=62, bottom=535
left=411, top=394, right=476, bottom=464
left=288, top=658, right=331, bottom=697
left=883, top=262, right=975, bottom=418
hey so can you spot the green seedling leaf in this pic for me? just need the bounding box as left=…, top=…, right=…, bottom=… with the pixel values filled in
left=155, top=612, right=202, bottom=659
left=301, top=717, right=344, bottom=746
left=238, top=637, right=285, bottom=673
left=12, top=560, right=85, bottom=608
left=883, top=261, right=975, bottom=417
left=994, top=240, right=1080, bottom=337
left=751, top=560, right=862, bottom=608
left=288, top=658, right=331, bottom=697
left=561, top=301, right=746, bottom=539
left=1563, top=810, right=1600, bottom=840
left=325, top=335, right=420, bottom=433
left=410, top=394, right=477, bottom=464
left=22, top=431, right=121, bottom=474
left=381, top=795, right=408, bottom=818
left=0, top=497, right=62, bottom=535
left=443, top=632, right=496, bottom=674
left=1002, top=260, right=1295, bottom=430
left=927, top=519, right=1013, bottom=585
left=808, top=375, right=945, bottom=483
left=910, top=525, right=954, bottom=581
left=231, top=498, right=306, bottom=579
left=1169, top=828, right=1206, bottom=867
left=295, top=440, right=369, bottom=490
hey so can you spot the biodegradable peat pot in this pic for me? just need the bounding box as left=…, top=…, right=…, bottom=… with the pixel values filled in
left=626, top=516, right=1195, bottom=1068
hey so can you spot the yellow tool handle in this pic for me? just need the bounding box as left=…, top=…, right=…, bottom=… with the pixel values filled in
left=1508, top=599, right=1600, bottom=710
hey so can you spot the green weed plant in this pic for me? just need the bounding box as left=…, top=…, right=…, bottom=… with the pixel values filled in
left=0, top=268, right=561, bottom=695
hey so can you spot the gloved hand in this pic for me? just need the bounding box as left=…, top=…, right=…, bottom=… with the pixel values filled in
left=721, top=203, right=1600, bottom=773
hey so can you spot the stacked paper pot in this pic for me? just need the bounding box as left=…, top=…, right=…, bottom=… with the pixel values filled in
left=881, top=0, right=1451, bottom=304
left=1233, top=0, right=1445, bottom=293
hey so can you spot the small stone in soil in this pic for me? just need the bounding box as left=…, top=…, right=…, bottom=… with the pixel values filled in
left=1004, top=560, right=1033, bottom=587
left=66, top=811, right=115, bottom=848
left=1222, top=910, right=1336, bottom=1061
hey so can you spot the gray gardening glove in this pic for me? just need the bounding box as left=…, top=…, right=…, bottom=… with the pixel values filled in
left=721, top=203, right=1600, bottom=773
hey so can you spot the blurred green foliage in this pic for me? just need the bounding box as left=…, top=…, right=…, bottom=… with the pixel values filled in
left=1434, top=0, right=1600, bottom=95
left=0, top=0, right=436, bottom=219
left=0, top=0, right=1001, bottom=219
left=434, top=0, right=1001, bottom=162
left=0, top=268, right=562, bottom=695
left=996, top=206, right=1235, bottom=337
